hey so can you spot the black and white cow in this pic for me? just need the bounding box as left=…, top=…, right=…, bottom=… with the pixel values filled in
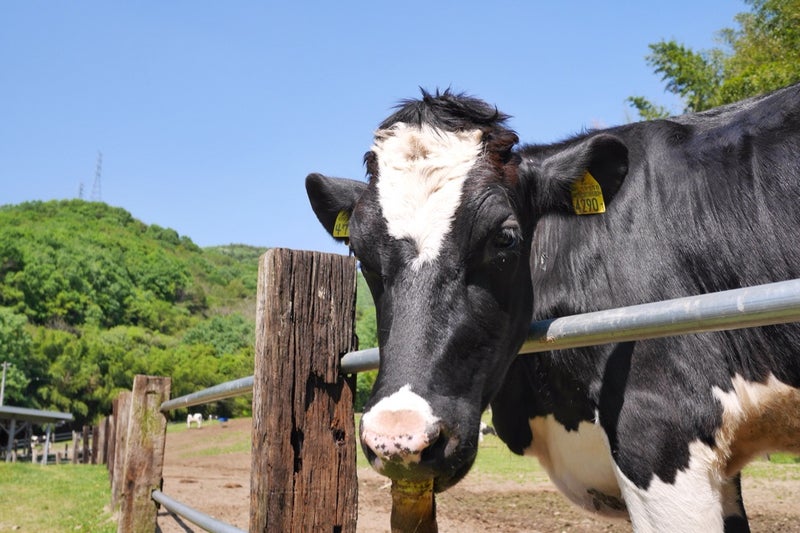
left=306, top=84, right=800, bottom=532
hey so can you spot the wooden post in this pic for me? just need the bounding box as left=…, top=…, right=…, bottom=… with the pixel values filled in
left=250, top=249, right=359, bottom=533
left=107, top=413, right=116, bottom=475
left=111, top=392, right=131, bottom=509
left=71, top=431, right=79, bottom=464
left=92, top=424, right=99, bottom=465
left=4, top=419, right=15, bottom=463
left=117, top=374, right=170, bottom=533
left=82, top=425, right=90, bottom=464
left=97, top=416, right=108, bottom=465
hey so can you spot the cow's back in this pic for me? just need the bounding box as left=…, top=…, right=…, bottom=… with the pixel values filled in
left=494, top=84, right=800, bottom=523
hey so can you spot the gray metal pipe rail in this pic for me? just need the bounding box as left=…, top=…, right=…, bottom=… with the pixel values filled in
left=160, top=376, right=253, bottom=413
left=152, top=490, right=246, bottom=533
left=521, top=277, right=800, bottom=353
left=339, top=278, right=800, bottom=372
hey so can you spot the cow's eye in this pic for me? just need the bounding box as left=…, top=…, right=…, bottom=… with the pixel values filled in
left=492, top=227, right=520, bottom=251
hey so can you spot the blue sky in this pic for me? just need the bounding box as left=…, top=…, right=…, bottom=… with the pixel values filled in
left=1, top=1, right=745, bottom=254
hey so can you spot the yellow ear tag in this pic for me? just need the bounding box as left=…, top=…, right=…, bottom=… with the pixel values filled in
left=333, top=210, right=351, bottom=238
left=571, top=171, right=606, bottom=215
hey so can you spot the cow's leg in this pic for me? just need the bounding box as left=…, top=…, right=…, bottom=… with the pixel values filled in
left=612, top=453, right=750, bottom=533
left=721, top=473, right=750, bottom=533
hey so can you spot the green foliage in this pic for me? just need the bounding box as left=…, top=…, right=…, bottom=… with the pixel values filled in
left=182, top=313, right=253, bottom=356
left=630, top=0, right=800, bottom=117
left=626, top=96, right=671, bottom=121
left=0, top=200, right=264, bottom=425
left=0, top=199, right=381, bottom=425
left=0, top=200, right=195, bottom=330
left=0, top=308, right=33, bottom=404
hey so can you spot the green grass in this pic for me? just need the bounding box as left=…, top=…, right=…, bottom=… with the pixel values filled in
left=0, top=463, right=115, bottom=533
left=744, top=455, right=800, bottom=481
left=765, top=452, right=800, bottom=465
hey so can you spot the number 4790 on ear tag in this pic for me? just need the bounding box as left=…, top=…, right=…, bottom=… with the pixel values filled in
left=571, top=171, right=606, bottom=215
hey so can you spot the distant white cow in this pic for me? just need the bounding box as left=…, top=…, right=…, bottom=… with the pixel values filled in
left=186, top=413, right=203, bottom=429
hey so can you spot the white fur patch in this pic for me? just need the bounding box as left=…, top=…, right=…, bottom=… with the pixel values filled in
left=372, top=123, right=483, bottom=268
left=614, top=440, right=727, bottom=532
left=525, top=416, right=626, bottom=517
left=362, top=384, right=439, bottom=426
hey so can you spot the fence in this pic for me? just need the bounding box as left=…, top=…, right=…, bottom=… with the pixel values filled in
left=105, top=248, right=800, bottom=532
left=108, top=249, right=358, bottom=532
left=2, top=423, right=110, bottom=466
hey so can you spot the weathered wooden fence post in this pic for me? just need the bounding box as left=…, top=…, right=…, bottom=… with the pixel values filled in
left=71, top=431, right=79, bottom=465
left=111, top=391, right=131, bottom=509
left=107, top=412, right=116, bottom=477
left=92, top=424, right=99, bottom=465
left=250, top=249, right=359, bottom=532
left=117, top=374, right=171, bottom=533
left=82, top=425, right=90, bottom=464
left=96, top=416, right=108, bottom=465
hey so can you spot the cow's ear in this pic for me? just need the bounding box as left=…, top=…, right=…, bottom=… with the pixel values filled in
left=524, top=134, right=629, bottom=215
left=305, top=173, right=368, bottom=242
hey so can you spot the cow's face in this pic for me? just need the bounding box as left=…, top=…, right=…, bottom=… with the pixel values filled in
left=306, top=92, right=533, bottom=490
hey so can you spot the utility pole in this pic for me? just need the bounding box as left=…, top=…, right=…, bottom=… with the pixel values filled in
left=0, top=361, right=9, bottom=406
left=91, top=151, right=103, bottom=202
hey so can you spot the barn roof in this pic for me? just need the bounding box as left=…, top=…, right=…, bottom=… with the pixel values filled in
left=0, top=405, right=73, bottom=425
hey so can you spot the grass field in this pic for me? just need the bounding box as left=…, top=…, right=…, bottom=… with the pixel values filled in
left=0, top=463, right=115, bottom=533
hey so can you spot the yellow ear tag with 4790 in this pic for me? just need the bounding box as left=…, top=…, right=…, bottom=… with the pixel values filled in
left=333, top=210, right=351, bottom=238
left=571, top=171, right=606, bottom=215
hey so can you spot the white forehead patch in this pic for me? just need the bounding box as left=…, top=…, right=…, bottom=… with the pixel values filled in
left=372, top=123, right=483, bottom=268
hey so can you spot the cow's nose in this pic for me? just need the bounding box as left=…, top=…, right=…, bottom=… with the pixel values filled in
left=360, top=385, right=443, bottom=466
left=361, top=408, right=442, bottom=464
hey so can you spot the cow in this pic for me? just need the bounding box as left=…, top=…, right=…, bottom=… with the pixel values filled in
left=186, top=413, right=203, bottom=429
left=305, top=84, right=800, bottom=532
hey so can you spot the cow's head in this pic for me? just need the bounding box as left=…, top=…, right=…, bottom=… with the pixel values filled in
left=305, top=90, right=627, bottom=490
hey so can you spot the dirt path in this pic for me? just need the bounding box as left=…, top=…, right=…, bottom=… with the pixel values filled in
left=156, top=418, right=800, bottom=532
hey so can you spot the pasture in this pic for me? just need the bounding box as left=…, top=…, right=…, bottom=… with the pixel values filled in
left=156, top=417, right=800, bottom=533
left=0, top=463, right=114, bottom=532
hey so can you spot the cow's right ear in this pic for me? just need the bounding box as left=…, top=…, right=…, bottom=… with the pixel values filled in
left=305, top=173, right=368, bottom=242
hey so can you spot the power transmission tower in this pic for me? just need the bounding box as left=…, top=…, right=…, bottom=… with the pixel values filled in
left=91, top=151, right=103, bottom=202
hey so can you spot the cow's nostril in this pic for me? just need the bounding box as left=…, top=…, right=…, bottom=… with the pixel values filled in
left=420, top=430, right=449, bottom=464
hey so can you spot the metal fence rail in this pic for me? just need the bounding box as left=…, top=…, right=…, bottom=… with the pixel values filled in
left=152, top=490, right=246, bottom=533
left=160, top=376, right=254, bottom=412
left=339, top=278, right=800, bottom=371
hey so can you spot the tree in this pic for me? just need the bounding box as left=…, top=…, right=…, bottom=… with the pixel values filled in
left=629, top=0, right=800, bottom=118
left=0, top=308, right=33, bottom=405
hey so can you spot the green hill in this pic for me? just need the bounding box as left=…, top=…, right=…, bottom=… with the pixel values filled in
left=0, top=200, right=265, bottom=425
